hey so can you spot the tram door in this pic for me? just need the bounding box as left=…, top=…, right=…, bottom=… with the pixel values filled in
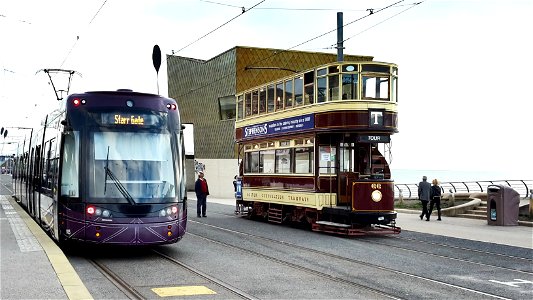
left=338, top=143, right=357, bottom=207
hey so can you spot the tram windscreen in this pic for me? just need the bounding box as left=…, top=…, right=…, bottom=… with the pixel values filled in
left=89, top=131, right=176, bottom=203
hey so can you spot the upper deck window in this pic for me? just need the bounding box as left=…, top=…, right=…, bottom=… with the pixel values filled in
left=362, top=64, right=390, bottom=73
left=304, top=71, right=314, bottom=105
left=245, top=93, right=252, bottom=116
left=294, top=76, right=303, bottom=106
left=328, top=74, right=340, bottom=101
left=267, top=85, right=275, bottom=113
left=362, top=76, right=389, bottom=100
left=284, top=79, right=293, bottom=109
left=251, top=90, right=259, bottom=115
left=275, top=82, right=284, bottom=111
left=259, top=88, right=267, bottom=114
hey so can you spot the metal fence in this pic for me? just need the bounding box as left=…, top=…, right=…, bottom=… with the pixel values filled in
left=395, top=180, right=532, bottom=199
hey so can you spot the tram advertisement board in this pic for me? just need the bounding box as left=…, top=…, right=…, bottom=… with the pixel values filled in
left=243, top=113, right=314, bottom=138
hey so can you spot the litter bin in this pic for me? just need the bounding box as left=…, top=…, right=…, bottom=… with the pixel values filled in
left=487, top=184, right=520, bottom=226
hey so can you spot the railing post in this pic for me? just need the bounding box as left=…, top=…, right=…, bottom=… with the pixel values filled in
left=399, top=189, right=404, bottom=205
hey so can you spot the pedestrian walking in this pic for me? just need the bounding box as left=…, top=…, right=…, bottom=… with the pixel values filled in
left=418, top=175, right=431, bottom=221
left=429, top=179, right=442, bottom=221
left=195, top=171, right=209, bottom=217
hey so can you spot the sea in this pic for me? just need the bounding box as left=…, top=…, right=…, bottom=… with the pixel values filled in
left=391, top=168, right=531, bottom=185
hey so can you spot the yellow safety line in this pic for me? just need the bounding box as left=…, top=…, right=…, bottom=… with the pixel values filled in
left=7, top=196, right=94, bottom=300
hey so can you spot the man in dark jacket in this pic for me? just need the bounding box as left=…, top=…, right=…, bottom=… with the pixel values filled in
left=195, top=171, right=209, bottom=217
left=418, top=176, right=431, bottom=221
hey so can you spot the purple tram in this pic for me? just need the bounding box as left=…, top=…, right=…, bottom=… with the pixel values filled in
left=12, top=90, right=187, bottom=245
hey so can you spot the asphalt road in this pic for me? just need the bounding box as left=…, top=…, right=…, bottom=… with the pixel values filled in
left=2, top=174, right=532, bottom=299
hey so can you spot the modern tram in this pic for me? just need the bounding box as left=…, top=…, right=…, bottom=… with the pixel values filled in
left=234, top=61, right=401, bottom=235
left=12, top=90, right=188, bottom=245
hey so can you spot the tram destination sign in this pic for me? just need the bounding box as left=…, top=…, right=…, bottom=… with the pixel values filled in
left=357, top=134, right=390, bottom=143
left=244, top=113, right=314, bottom=138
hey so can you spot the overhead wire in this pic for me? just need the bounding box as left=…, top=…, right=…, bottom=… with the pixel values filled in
left=171, top=0, right=410, bottom=99
left=171, top=0, right=266, bottom=54
left=59, top=0, right=109, bottom=68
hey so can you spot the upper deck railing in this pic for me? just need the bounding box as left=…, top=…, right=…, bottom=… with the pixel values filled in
left=235, top=61, right=398, bottom=124
left=395, top=180, right=532, bottom=199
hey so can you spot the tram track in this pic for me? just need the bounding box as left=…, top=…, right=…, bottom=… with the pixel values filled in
left=87, top=250, right=256, bottom=300
left=214, top=210, right=533, bottom=273
left=190, top=217, right=517, bottom=299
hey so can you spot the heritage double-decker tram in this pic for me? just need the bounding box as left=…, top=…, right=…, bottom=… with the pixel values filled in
left=235, top=61, right=400, bottom=235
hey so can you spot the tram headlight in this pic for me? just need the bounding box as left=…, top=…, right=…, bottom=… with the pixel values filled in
left=102, top=210, right=111, bottom=218
left=171, top=206, right=178, bottom=214
left=371, top=190, right=382, bottom=202
left=87, top=206, right=95, bottom=215
left=95, top=208, right=102, bottom=216
left=159, top=209, right=166, bottom=217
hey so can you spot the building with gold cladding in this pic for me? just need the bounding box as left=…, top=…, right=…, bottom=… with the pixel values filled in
left=167, top=46, right=373, bottom=198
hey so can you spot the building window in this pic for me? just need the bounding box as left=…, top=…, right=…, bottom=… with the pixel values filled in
left=219, top=95, right=236, bottom=120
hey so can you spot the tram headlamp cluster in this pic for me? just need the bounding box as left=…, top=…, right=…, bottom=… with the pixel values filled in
left=72, top=98, right=86, bottom=107
left=86, top=205, right=111, bottom=218
left=159, top=205, right=178, bottom=217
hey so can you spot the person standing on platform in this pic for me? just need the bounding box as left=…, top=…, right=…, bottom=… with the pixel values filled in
left=195, top=171, right=209, bottom=217
left=429, top=179, right=442, bottom=221
left=418, top=176, right=431, bottom=221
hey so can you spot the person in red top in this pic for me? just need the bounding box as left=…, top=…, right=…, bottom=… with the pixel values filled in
left=194, top=171, right=209, bottom=217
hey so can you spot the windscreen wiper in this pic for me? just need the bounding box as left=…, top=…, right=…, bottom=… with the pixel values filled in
left=103, top=146, right=136, bottom=205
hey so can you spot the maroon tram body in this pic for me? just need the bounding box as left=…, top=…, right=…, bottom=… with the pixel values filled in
left=234, top=61, right=400, bottom=235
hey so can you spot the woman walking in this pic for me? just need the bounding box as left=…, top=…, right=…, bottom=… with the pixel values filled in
left=429, top=179, right=442, bottom=221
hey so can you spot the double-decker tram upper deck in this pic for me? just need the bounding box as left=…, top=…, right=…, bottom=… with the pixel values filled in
left=12, top=90, right=188, bottom=245
left=234, top=61, right=400, bottom=235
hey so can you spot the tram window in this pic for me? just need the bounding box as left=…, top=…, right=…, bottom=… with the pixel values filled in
left=342, top=74, right=358, bottom=100
left=328, top=74, right=340, bottom=101
left=245, top=151, right=259, bottom=173
left=60, top=131, right=80, bottom=197
left=237, top=95, right=244, bottom=120
left=329, top=65, right=340, bottom=74
left=342, top=65, right=358, bottom=72
left=362, top=64, right=390, bottom=73
left=304, top=71, right=314, bottom=105
left=317, top=77, right=327, bottom=103
left=319, top=146, right=336, bottom=174
left=295, top=147, right=313, bottom=174
left=392, top=76, right=398, bottom=102
left=275, top=149, right=291, bottom=173
left=218, top=95, right=236, bottom=120
left=252, top=90, right=259, bottom=115
left=245, top=93, right=252, bottom=116
left=260, top=149, right=275, bottom=173
left=259, top=88, right=266, bottom=114
left=294, top=77, right=303, bottom=106
left=275, top=82, right=284, bottom=110
left=279, top=140, right=290, bottom=147
left=362, top=76, right=389, bottom=100
left=267, top=85, right=275, bottom=112
left=317, top=68, right=327, bottom=76
left=284, top=80, right=293, bottom=108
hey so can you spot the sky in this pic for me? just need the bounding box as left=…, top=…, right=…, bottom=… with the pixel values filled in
left=1, top=0, right=532, bottom=182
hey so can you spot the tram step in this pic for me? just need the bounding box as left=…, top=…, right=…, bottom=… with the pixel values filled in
left=268, top=208, right=282, bottom=223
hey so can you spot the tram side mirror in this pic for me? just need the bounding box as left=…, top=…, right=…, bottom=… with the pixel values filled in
left=61, top=120, right=67, bottom=126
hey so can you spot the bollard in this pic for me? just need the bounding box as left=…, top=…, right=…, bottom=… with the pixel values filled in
left=399, top=189, right=404, bottom=205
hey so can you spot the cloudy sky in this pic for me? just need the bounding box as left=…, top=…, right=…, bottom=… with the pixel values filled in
left=1, top=0, right=531, bottom=181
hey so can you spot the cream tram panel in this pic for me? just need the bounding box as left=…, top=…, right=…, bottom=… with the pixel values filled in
left=243, top=188, right=337, bottom=210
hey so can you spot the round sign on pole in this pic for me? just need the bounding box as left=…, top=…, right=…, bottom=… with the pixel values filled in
left=152, top=45, right=161, bottom=73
